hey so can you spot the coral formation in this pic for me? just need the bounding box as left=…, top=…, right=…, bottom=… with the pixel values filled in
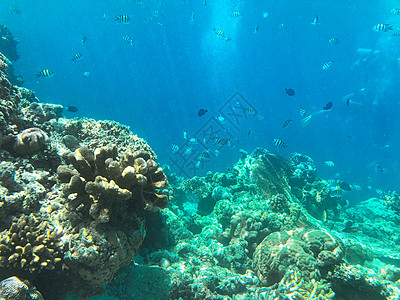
left=0, top=276, right=43, bottom=300
left=0, top=25, right=19, bottom=62
left=13, top=127, right=49, bottom=155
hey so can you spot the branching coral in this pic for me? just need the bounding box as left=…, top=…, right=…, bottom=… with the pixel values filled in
left=58, top=144, right=168, bottom=222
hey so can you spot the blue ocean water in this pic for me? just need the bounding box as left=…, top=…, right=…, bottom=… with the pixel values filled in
left=1, top=0, right=400, bottom=204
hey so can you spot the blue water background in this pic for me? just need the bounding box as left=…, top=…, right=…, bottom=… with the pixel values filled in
left=1, top=0, right=400, bottom=203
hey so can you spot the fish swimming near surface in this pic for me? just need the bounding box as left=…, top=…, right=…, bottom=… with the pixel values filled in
left=198, top=108, right=208, bottom=117
left=65, top=106, right=78, bottom=112
left=123, top=35, right=133, bottom=46
left=285, top=88, right=295, bottom=96
left=323, top=101, right=333, bottom=110
left=282, top=119, right=293, bottom=128
left=310, top=15, right=318, bottom=25
left=273, top=138, right=287, bottom=149
left=322, top=61, right=333, bottom=70
left=115, top=15, right=131, bottom=24
left=372, top=24, right=393, bottom=32
left=231, top=11, right=241, bottom=18
left=72, top=53, right=83, bottom=61
left=36, top=69, right=54, bottom=78
left=329, top=37, right=340, bottom=45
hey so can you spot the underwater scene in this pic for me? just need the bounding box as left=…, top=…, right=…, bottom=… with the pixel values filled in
left=1, top=0, right=400, bottom=299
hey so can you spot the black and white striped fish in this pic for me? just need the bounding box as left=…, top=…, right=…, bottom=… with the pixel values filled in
left=72, top=53, right=82, bottom=61
left=299, top=106, right=306, bottom=117
left=36, top=69, right=54, bottom=78
left=123, top=35, right=133, bottom=46
left=171, top=143, right=179, bottom=153
left=372, top=24, right=393, bottom=32
left=322, top=60, right=333, bottom=70
left=282, top=119, right=293, bottom=128
left=273, top=138, right=287, bottom=149
left=115, top=14, right=131, bottom=24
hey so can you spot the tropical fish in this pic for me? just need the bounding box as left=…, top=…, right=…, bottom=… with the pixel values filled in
left=198, top=108, right=208, bottom=117
left=338, top=180, right=352, bottom=191
left=11, top=6, right=21, bottom=14
left=391, top=8, right=400, bottom=15
left=184, top=147, right=193, bottom=155
left=231, top=11, right=241, bottom=18
left=254, top=24, right=260, bottom=34
left=262, top=12, right=269, bottom=18
left=83, top=72, right=90, bottom=77
left=273, top=138, right=287, bottom=149
left=244, top=107, right=256, bottom=115
left=123, top=35, right=133, bottom=46
left=81, top=36, right=87, bottom=44
left=310, top=15, right=318, bottom=25
left=72, top=53, right=83, bottom=61
left=323, top=101, right=333, bottom=110
left=329, top=37, right=340, bottom=45
left=282, top=119, right=293, bottom=128
left=372, top=24, right=393, bottom=32
left=299, top=106, right=306, bottom=117
left=212, top=135, right=231, bottom=146
left=203, top=0, right=207, bottom=7
left=103, top=13, right=108, bottom=20
left=36, top=69, right=54, bottom=78
left=322, top=61, right=333, bottom=70
left=324, top=161, right=335, bottom=167
left=301, top=115, right=312, bottom=127
left=285, top=88, right=295, bottom=96
left=115, top=15, right=131, bottom=24
left=65, top=106, right=78, bottom=112
left=376, top=189, right=384, bottom=195
left=171, top=143, right=179, bottom=153
left=199, top=149, right=211, bottom=160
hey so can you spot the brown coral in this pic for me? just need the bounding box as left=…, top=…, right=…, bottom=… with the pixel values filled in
left=0, top=214, right=64, bottom=273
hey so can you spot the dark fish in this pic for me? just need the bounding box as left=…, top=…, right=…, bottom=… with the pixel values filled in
left=72, top=53, right=83, bottom=61
left=282, top=119, right=293, bottom=128
left=338, top=180, right=352, bottom=191
left=66, top=106, right=78, bottom=112
left=346, top=98, right=350, bottom=106
left=198, top=108, right=208, bottom=117
left=36, top=69, right=54, bottom=78
left=248, top=129, right=252, bottom=136
left=285, top=88, right=295, bottom=96
left=342, top=226, right=361, bottom=233
left=273, top=138, right=287, bottom=149
left=82, top=36, right=87, bottom=44
left=376, top=165, right=386, bottom=173
left=254, top=23, right=259, bottom=34
left=115, top=14, right=131, bottom=24
left=323, top=101, right=333, bottom=110
left=203, top=0, right=207, bottom=6
left=11, top=6, right=21, bottom=14
left=373, top=24, right=393, bottom=32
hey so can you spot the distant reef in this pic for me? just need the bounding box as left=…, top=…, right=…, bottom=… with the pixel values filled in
left=1, top=50, right=400, bottom=300
left=0, top=24, right=23, bottom=85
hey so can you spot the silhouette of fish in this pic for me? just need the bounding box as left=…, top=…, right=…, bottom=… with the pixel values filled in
left=198, top=108, right=208, bottom=117
left=285, top=88, right=295, bottom=96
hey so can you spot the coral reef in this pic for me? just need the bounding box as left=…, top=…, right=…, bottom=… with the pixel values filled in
left=0, top=276, right=43, bottom=300
left=13, top=127, right=49, bottom=155
left=0, top=25, right=19, bottom=62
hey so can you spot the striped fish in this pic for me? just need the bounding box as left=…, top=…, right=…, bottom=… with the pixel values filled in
left=282, top=119, right=293, bottom=128
left=72, top=53, right=82, bottom=61
left=123, top=35, right=133, bottom=46
left=322, top=60, right=333, bottom=70
left=273, top=138, right=287, bottom=149
left=372, top=24, right=393, bottom=32
left=231, top=11, right=241, bottom=18
left=299, top=106, right=306, bottom=117
left=36, top=69, right=54, bottom=78
left=329, top=37, right=340, bottom=45
left=115, top=14, right=131, bottom=24
left=391, top=8, right=400, bottom=15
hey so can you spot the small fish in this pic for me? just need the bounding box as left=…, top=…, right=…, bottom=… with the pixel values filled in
left=352, top=184, right=361, bottom=191
left=184, top=147, right=193, bottom=155
left=244, top=107, right=256, bottom=115
left=11, top=6, right=21, bottom=14
left=254, top=24, right=259, bottom=34
left=322, top=61, right=333, bottom=70
left=324, top=161, right=335, bottom=167
left=81, top=36, right=87, bottom=44
left=199, top=149, right=211, bottom=160
left=36, top=69, right=54, bottom=78
left=190, top=12, right=195, bottom=24
left=395, top=30, right=400, bottom=37
left=189, top=137, right=200, bottom=144
left=262, top=12, right=269, bottom=18
left=315, top=191, right=322, bottom=203
left=301, top=115, right=312, bottom=127
left=338, top=180, right=352, bottom=192
left=391, top=8, right=400, bottom=15
left=376, top=189, right=384, bottom=195
left=171, top=143, right=179, bottom=153
left=330, top=186, right=342, bottom=197
left=273, top=138, right=287, bottom=149
left=83, top=72, right=90, bottom=77
left=198, top=108, right=208, bottom=117
left=285, top=88, right=295, bottom=96
left=152, top=11, right=162, bottom=17
left=279, top=23, right=287, bottom=30
left=323, top=101, right=333, bottom=110
left=123, top=35, right=133, bottom=46
left=103, top=13, right=108, bottom=20
left=346, top=98, right=350, bottom=106
left=329, top=37, right=340, bottom=45
left=248, top=129, right=252, bottom=136
left=310, top=15, right=318, bottom=25
left=231, top=11, right=241, bottom=18
left=183, top=131, right=188, bottom=140
left=282, top=119, right=293, bottom=128
left=65, top=106, right=78, bottom=112
left=115, top=15, right=131, bottom=24
left=376, top=165, right=386, bottom=173
left=342, top=226, right=362, bottom=233
left=212, top=135, right=230, bottom=146
left=214, top=28, right=225, bottom=37
left=372, top=24, right=393, bottom=32
left=203, top=0, right=207, bottom=7
left=72, top=53, right=83, bottom=61
left=299, top=106, right=306, bottom=117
